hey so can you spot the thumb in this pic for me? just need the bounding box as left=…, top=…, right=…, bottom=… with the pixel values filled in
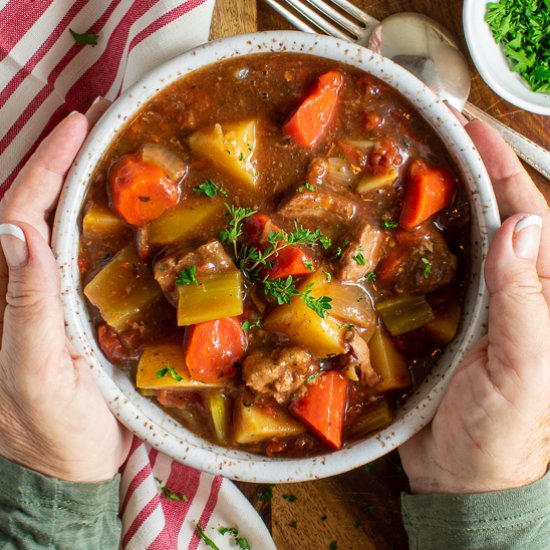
left=0, top=222, right=66, bottom=367
left=484, top=213, right=550, bottom=392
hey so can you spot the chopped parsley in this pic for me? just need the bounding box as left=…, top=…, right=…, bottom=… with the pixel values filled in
left=289, top=520, right=297, bottom=529
left=175, top=265, right=198, bottom=286
left=219, top=527, right=250, bottom=549
left=157, top=480, right=188, bottom=501
left=420, top=257, right=431, bottom=279
left=69, top=29, right=99, bottom=46
left=282, top=493, right=297, bottom=502
left=303, top=260, right=314, bottom=272
left=156, top=363, right=183, bottom=382
left=320, top=515, right=328, bottom=521
left=353, top=253, right=366, bottom=266
left=366, top=271, right=376, bottom=283
left=485, top=0, right=550, bottom=93
left=238, top=152, right=245, bottom=162
left=382, top=220, right=398, bottom=229
left=242, top=319, right=262, bottom=332
left=339, top=323, right=355, bottom=330
left=304, top=182, right=316, bottom=191
left=329, top=542, right=338, bottom=550
left=323, top=271, right=332, bottom=282
left=196, top=525, right=220, bottom=550
left=331, top=246, right=343, bottom=259
left=259, top=485, right=274, bottom=502
left=193, top=179, right=227, bottom=197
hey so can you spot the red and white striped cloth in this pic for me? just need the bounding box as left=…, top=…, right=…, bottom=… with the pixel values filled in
left=0, top=2, right=275, bottom=548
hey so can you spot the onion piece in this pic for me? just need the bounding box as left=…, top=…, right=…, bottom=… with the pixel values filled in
left=141, top=143, right=187, bottom=182
left=326, top=157, right=357, bottom=187
left=328, top=282, right=375, bottom=330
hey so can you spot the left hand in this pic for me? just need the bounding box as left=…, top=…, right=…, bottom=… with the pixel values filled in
left=0, top=103, right=132, bottom=483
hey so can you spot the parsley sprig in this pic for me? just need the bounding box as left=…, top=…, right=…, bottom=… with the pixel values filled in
left=193, top=179, right=227, bottom=197
left=156, top=363, right=183, bottom=382
left=175, top=265, right=198, bottom=286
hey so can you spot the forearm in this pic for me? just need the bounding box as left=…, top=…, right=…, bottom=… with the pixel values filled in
left=0, top=456, right=121, bottom=549
left=401, top=469, right=550, bottom=550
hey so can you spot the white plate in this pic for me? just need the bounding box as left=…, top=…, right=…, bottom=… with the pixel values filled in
left=463, top=0, right=550, bottom=115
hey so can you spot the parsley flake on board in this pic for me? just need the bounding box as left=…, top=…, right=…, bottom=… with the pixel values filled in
left=282, top=493, right=297, bottom=502
left=485, top=0, right=550, bottom=93
left=69, top=29, right=99, bottom=46
left=259, top=485, right=274, bottom=502
left=175, top=265, right=198, bottom=286
left=196, top=525, right=220, bottom=550
left=193, top=179, right=227, bottom=197
left=289, top=520, right=298, bottom=529
left=329, top=541, right=338, bottom=550
left=156, top=363, right=183, bottom=382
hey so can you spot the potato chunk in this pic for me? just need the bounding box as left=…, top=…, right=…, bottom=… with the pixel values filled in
left=82, top=204, right=127, bottom=237
left=263, top=272, right=346, bottom=358
left=136, top=342, right=225, bottom=390
left=188, top=120, right=258, bottom=187
left=234, top=400, right=305, bottom=445
left=84, top=246, right=161, bottom=332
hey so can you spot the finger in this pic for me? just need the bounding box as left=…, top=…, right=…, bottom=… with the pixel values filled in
left=484, top=213, right=550, bottom=398
left=0, top=112, right=89, bottom=241
left=85, top=97, right=111, bottom=126
left=0, top=222, right=67, bottom=380
left=466, top=120, right=550, bottom=306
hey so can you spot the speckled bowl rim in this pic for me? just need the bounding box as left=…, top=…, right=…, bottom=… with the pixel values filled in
left=53, top=31, right=500, bottom=483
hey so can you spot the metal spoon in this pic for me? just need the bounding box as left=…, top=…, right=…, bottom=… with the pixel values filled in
left=265, top=1, right=550, bottom=180
left=368, top=12, right=550, bottom=180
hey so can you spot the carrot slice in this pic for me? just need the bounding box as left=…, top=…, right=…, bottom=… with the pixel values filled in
left=243, top=213, right=315, bottom=279
left=399, top=159, right=456, bottom=229
left=185, top=317, right=246, bottom=383
left=109, top=155, right=180, bottom=226
left=290, top=370, right=348, bottom=449
left=284, top=70, right=344, bottom=149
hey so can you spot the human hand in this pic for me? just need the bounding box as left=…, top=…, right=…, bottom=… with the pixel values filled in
left=399, top=120, right=550, bottom=494
left=0, top=105, right=132, bottom=483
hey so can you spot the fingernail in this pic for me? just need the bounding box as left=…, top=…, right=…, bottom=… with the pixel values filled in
left=0, top=224, right=28, bottom=269
left=68, top=110, right=80, bottom=117
left=91, top=96, right=104, bottom=106
left=513, top=215, right=542, bottom=260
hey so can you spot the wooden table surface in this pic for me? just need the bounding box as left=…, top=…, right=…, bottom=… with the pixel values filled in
left=210, top=1, right=550, bottom=549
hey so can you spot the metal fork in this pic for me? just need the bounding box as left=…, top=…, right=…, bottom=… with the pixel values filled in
left=264, top=0, right=550, bottom=181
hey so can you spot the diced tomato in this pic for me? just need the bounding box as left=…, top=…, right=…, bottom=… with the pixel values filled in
left=109, top=154, right=180, bottom=226
left=243, top=213, right=315, bottom=279
left=291, top=370, right=348, bottom=449
left=400, top=159, right=456, bottom=229
left=185, top=317, right=246, bottom=383
left=284, top=70, right=344, bottom=149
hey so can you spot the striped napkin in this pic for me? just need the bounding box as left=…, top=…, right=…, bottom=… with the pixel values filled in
left=0, top=2, right=275, bottom=548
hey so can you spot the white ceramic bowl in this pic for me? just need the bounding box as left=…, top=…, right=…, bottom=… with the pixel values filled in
left=463, top=0, right=550, bottom=115
left=53, top=31, right=500, bottom=483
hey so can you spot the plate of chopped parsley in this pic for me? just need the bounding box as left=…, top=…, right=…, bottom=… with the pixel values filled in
left=463, top=0, right=550, bottom=115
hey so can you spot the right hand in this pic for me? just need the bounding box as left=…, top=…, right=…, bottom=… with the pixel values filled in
left=400, top=121, right=550, bottom=494
left=0, top=105, right=132, bottom=483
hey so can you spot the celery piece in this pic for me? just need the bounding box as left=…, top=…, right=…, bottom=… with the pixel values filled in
left=146, top=197, right=225, bottom=246
left=347, top=398, right=395, bottom=438
left=356, top=167, right=398, bottom=194
left=177, top=270, right=243, bottom=326
left=206, top=391, right=231, bottom=444
left=376, top=295, right=435, bottom=336
left=188, top=120, right=258, bottom=188
left=84, top=246, right=161, bottom=332
left=368, top=326, right=411, bottom=393
left=136, top=342, right=225, bottom=390
left=234, top=400, right=305, bottom=445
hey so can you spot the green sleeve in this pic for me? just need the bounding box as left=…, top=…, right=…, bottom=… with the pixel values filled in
left=401, top=469, right=550, bottom=550
left=0, top=456, right=122, bottom=549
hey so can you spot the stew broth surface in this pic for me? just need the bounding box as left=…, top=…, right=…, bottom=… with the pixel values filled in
left=79, top=53, right=470, bottom=457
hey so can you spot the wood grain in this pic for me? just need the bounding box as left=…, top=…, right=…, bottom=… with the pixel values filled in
left=211, top=0, right=257, bottom=39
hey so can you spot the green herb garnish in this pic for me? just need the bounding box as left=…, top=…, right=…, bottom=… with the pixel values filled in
left=304, top=182, right=316, bottom=191
left=323, top=271, right=332, bottom=282
left=303, top=260, right=314, bottom=272
left=420, top=257, right=431, bottom=279
left=160, top=485, right=188, bottom=501
left=219, top=527, right=250, bottom=549
left=353, top=253, right=366, bottom=266
left=259, top=485, right=274, bottom=502
left=366, top=271, right=376, bottom=283
left=175, top=265, right=198, bottom=286
left=242, top=319, right=262, bottom=332
left=69, top=29, right=99, bottom=46
left=196, top=525, right=220, bottom=550
left=193, top=179, right=227, bottom=197
left=282, top=493, right=297, bottom=502
left=289, top=520, right=297, bottom=529
left=329, top=542, right=338, bottom=550
left=485, top=0, right=550, bottom=93
left=156, top=363, right=183, bottom=382
left=382, top=220, right=398, bottom=229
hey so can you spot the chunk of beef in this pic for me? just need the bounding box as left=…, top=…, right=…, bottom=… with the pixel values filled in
left=338, top=223, right=386, bottom=281
left=379, top=225, right=457, bottom=295
left=153, top=239, right=234, bottom=305
left=341, top=329, right=380, bottom=387
left=243, top=346, right=319, bottom=405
